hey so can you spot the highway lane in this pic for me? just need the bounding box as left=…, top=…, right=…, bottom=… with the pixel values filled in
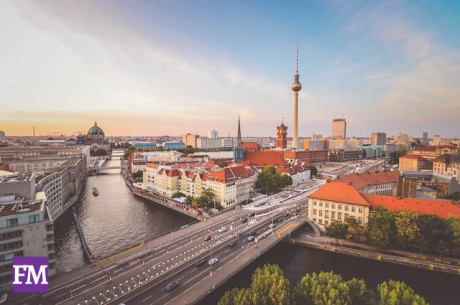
left=119, top=213, right=292, bottom=305
left=61, top=206, right=297, bottom=305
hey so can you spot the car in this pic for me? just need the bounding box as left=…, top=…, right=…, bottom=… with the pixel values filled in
left=269, top=223, right=276, bottom=229
left=228, top=241, right=237, bottom=247
left=234, top=232, right=242, bottom=237
left=247, top=236, right=256, bottom=242
left=166, top=281, right=181, bottom=292
left=195, top=259, right=206, bottom=266
left=241, top=218, right=248, bottom=224
left=204, top=234, right=211, bottom=241
left=208, top=258, right=219, bottom=265
left=248, top=213, right=256, bottom=217
left=218, top=227, right=227, bottom=233
left=248, top=231, right=256, bottom=236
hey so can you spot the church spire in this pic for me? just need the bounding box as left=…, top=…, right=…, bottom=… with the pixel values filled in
left=237, top=114, right=242, bottom=146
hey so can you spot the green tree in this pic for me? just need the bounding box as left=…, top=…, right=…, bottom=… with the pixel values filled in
left=394, top=211, right=420, bottom=249
left=185, top=195, right=194, bottom=205
left=447, top=217, right=460, bottom=256
left=377, top=280, right=428, bottom=305
left=389, top=149, right=407, bottom=164
left=417, top=214, right=451, bottom=256
left=326, top=221, right=348, bottom=239
left=248, top=264, right=291, bottom=305
left=218, top=287, right=250, bottom=305
left=172, top=191, right=186, bottom=198
left=310, top=165, right=318, bottom=177
left=256, top=166, right=293, bottom=195
left=294, top=271, right=372, bottom=305
left=367, top=207, right=396, bottom=248
left=132, top=170, right=143, bottom=180
left=345, top=217, right=367, bottom=243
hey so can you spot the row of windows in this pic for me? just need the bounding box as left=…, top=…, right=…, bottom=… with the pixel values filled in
left=313, top=215, right=363, bottom=225
left=313, top=201, right=363, bottom=213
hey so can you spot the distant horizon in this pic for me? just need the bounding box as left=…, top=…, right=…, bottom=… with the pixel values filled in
left=1, top=1, right=459, bottom=138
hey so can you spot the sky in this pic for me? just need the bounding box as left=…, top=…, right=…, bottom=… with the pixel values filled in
left=1, top=0, right=459, bottom=138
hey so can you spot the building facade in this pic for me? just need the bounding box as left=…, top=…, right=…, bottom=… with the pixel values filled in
left=433, top=154, right=460, bottom=180
left=371, top=132, right=386, bottom=146
left=276, top=122, right=288, bottom=149
left=331, top=118, right=346, bottom=139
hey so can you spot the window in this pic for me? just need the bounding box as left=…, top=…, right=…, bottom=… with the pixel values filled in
left=7, top=218, right=18, bottom=227
left=319, top=210, right=323, bottom=217
left=331, top=203, right=335, bottom=209
left=358, top=207, right=363, bottom=213
left=338, top=205, right=342, bottom=210
left=331, top=211, right=335, bottom=220
left=325, top=210, right=329, bottom=219
left=325, top=202, right=329, bottom=208
left=338, top=212, right=342, bottom=221
left=29, top=215, right=39, bottom=224
left=313, top=209, right=317, bottom=216
left=351, top=207, right=356, bottom=212
left=345, top=206, right=349, bottom=211
left=319, top=202, right=323, bottom=207
left=325, top=220, right=329, bottom=225
left=319, top=219, right=322, bottom=224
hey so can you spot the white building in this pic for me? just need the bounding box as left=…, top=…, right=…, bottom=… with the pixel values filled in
left=208, top=130, right=218, bottom=139
left=197, top=137, right=222, bottom=150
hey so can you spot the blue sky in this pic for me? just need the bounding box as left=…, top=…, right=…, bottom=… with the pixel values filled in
left=1, top=0, right=459, bottom=137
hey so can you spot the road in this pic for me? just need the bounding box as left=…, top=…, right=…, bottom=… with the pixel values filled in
left=22, top=199, right=305, bottom=305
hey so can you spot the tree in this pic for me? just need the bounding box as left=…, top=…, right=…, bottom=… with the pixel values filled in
left=310, top=165, right=318, bottom=177
left=367, top=207, right=396, bottom=248
left=326, top=221, right=348, bottom=239
left=185, top=195, right=194, bottom=205
left=447, top=217, right=460, bottom=256
left=294, top=271, right=373, bottom=305
left=389, top=149, right=407, bottom=164
left=345, top=217, right=367, bottom=243
left=377, top=280, right=428, bottom=305
left=393, top=211, right=420, bottom=249
left=417, top=214, right=451, bottom=256
left=255, top=166, right=293, bottom=195
left=172, top=191, right=186, bottom=198
left=132, top=170, right=143, bottom=180
left=248, top=264, right=291, bottom=305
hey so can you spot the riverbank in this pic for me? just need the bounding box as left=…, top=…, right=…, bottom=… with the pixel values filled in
left=289, top=232, right=460, bottom=276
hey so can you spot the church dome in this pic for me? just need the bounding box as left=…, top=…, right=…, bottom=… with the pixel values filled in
left=87, top=122, right=105, bottom=136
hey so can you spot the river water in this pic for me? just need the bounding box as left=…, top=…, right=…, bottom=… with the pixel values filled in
left=53, top=155, right=459, bottom=304
left=53, top=154, right=196, bottom=272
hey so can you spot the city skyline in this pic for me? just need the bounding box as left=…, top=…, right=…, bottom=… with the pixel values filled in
left=1, top=0, right=460, bottom=137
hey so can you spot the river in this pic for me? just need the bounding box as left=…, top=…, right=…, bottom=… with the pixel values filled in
left=53, top=155, right=459, bottom=304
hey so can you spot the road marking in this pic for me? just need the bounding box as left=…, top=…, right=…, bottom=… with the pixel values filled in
left=51, top=292, right=67, bottom=300
left=142, top=295, right=153, bottom=302
left=70, top=283, right=87, bottom=293
left=90, top=276, right=106, bottom=284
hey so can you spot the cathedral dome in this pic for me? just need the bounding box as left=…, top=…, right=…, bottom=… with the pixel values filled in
left=87, top=122, right=105, bottom=137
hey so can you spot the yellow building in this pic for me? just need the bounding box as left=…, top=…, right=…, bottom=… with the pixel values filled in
left=154, top=169, right=180, bottom=197
left=398, top=154, right=429, bottom=171
left=308, top=182, right=370, bottom=227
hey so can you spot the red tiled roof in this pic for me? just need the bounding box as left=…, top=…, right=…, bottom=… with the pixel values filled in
left=414, top=146, right=437, bottom=152
left=400, top=154, right=425, bottom=160
left=207, top=166, right=255, bottom=183
left=242, top=142, right=260, bottom=150
left=244, top=151, right=288, bottom=167
left=309, top=182, right=370, bottom=206
left=158, top=169, right=180, bottom=177
left=336, top=170, right=400, bottom=190
left=364, top=195, right=460, bottom=218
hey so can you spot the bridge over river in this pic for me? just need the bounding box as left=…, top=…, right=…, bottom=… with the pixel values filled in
left=15, top=196, right=307, bottom=305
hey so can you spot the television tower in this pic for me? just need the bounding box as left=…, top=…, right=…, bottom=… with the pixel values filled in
left=291, top=40, right=302, bottom=149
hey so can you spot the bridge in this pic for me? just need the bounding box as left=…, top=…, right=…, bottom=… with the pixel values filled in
left=72, top=207, right=96, bottom=262
left=18, top=194, right=309, bottom=305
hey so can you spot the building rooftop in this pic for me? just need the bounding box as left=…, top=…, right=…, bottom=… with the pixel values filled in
left=207, top=166, right=256, bottom=183
left=0, top=196, right=44, bottom=217
left=336, top=170, right=400, bottom=190
left=243, top=150, right=288, bottom=167
left=309, top=181, right=370, bottom=206
left=363, top=194, right=460, bottom=218
left=400, top=154, right=426, bottom=160
left=59, top=157, right=82, bottom=167
left=433, top=154, right=460, bottom=164
left=0, top=172, right=33, bottom=183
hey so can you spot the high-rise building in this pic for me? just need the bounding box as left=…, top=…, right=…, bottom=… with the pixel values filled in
left=276, top=121, right=288, bottom=149
left=233, top=116, right=244, bottom=163
left=0, top=131, right=5, bottom=140
left=312, top=132, right=322, bottom=140
left=208, top=130, right=218, bottom=139
left=331, top=118, right=346, bottom=139
left=371, top=132, right=386, bottom=146
left=422, top=132, right=428, bottom=145
left=182, top=133, right=200, bottom=148
left=394, top=132, right=410, bottom=144
left=291, top=41, right=302, bottom=149
left=432, top=134, right=442, bottom=146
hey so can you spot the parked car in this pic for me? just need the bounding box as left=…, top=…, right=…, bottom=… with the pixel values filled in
left=229, top=241, right=237, bottom=247
left=195, top=259, right=206, bottom=266
left=269, top=223, right=276, bottom=229
left=248, top=213, right=256, bottom=217
left=241, top=218, right=248, bottom=224
left=234, top=232, right=243, bottom=237
left=208, top=258, right=219, bottom=266
left=204, top=234, right=211, bottom=241
left=247, top=236, right=256, bottom=242
left=218, top=227, right=227, bottom=233
left=166, top=281, right=181, bottom=292
left=248, top=231, right=256, bottom=236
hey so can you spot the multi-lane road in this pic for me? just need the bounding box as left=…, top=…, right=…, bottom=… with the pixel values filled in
left=21, top=199, right=305, bottom=305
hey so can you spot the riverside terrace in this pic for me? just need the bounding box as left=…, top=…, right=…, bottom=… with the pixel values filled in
left=12, top=187, right=313, bottom=305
